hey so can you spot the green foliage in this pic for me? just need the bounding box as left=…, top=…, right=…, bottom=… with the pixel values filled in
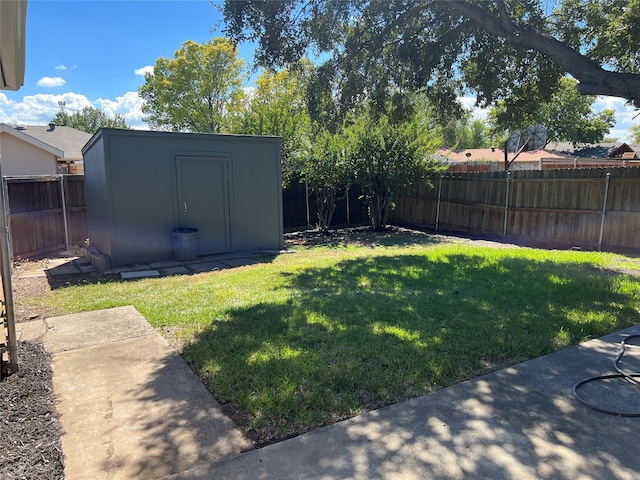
left=224, top=1, right=640, bottom=123
left=344, top=104, right=443, bottom=230
left=630, top=124, right=640, bottom=144
left=51, top=102, right=127, bottom=134
left=301, top=129, right=350, bottom=230
left=443, top=115, right=493, bottom=149
left=554, top=0, right=640, bottom=73
left=489, top=77, right=615, bottom=146
left=139, top=38, right=246, bottom=133
left=228, top=65, right=312, bottom=183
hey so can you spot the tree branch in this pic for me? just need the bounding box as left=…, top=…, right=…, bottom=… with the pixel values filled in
left=444, top=0, right=640, bottom=107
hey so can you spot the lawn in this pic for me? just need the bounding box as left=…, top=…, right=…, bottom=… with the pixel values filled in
left=29, top=229, right=640, bottom=445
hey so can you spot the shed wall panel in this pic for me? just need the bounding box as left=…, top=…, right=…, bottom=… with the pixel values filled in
left=82, top=129, right=283, bottom=267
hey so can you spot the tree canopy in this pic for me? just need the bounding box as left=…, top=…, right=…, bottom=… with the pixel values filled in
left=51, top=103, right=128, bottom=134
left=139, top=38, right=246, bottom=133
left=223, top=1, right=640, bottom=121
left=488, top=77, right=616, bottom=146
left=630, top=124, right=640, bottom=144
left=228, top=65, right=312, bottom=182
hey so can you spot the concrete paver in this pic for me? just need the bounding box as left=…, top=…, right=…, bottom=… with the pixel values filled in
left=121, top=269, right=161, bottom=280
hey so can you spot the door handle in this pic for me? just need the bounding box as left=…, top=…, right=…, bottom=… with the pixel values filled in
left=183, top=202, right=188, bottom=212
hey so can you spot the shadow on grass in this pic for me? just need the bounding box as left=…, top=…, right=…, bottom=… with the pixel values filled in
left=183, top=251, right=640, bottom=450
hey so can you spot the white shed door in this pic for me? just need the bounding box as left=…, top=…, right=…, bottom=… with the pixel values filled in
left=176, top=155, right=231, bottom=255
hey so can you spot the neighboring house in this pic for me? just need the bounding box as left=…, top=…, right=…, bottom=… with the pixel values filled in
left=437, top=147, right=576, bottom=172
left=0, top=123, right=91, bottom=175
left=439, top=142, right=640, bottom=172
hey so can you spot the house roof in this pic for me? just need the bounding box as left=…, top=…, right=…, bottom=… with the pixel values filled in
left=545, top=142, right=640, bottom=158
left=437, top=148, right=575, bottom=164
left=0, top=123, right=92, bottom=161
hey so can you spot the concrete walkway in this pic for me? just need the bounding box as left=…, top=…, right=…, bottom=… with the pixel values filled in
left=17, top=306, right=252, bottom=480
left=16, top=304, right=640, bottom=480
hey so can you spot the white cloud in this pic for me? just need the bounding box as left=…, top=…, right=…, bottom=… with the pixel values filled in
left=55, top=65, right=67, bottom=70
left=458, top=96, right=490, bottom=120
left=96, top=92, right=146, bottom=128
left=0, top=90, right=148, bottom=129
left=135, top=66, right=154, bottom=77
left=37, top=77, right=66, bottom=88
left=593, top=96, right=639, bottom=143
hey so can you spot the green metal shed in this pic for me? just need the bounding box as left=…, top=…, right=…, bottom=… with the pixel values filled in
left=82, top=128, right=283, bottom=267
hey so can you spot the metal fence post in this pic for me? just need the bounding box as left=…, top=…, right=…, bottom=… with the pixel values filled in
left=503, top=171, right=512, bottom=238
left=60, top=175, right=70, bottom=250
left=598, top=173, right=611, bottom=251
left=0, top=171, right=17, bottom=374
left=435, top=174, right=443, bottom=232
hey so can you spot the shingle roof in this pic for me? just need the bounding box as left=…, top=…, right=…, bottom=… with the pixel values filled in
left=12, top=124, right=92, bottom=160
left=437, top=148, right=574, bottom=163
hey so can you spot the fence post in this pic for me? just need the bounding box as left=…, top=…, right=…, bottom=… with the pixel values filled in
left=305, top=181, right=310, bottom=229
left=346, top=185, right=351, bottom=227
left=435, top=174, right=443, bottom=232
left=59, top=175, right=70, bottom=250
left=598, top=172, right=611, bottom=251
left=0, top=172, right=17, bottom=374
left=503, top=171, right=512, bottom=238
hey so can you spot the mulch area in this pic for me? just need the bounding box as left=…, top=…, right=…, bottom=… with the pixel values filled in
left=0, top=341, right=64, bottom=479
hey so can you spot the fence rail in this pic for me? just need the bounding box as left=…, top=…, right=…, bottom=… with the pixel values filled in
left=393, top=167, right=640, bottom=251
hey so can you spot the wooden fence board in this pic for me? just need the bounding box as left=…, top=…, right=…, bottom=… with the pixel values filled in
left=6, top=176, right=87, bottom=260
left=393, top=167, right=640, bottom=252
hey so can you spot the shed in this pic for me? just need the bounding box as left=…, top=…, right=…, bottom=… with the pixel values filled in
left=82, top=128, right=283, bottom=267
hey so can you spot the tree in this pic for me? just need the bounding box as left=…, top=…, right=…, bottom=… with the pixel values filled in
left=344, top=104, right=443, bottom=230
left=51, top=102, right=128, bottom=134
left=228, top=65, right=312, bottom=183
left=489, top=77, right=616, bottom=146
left=630, top=124, right=640, bottom=144
left=223, top=1, right=640, bottom=122
left=443, top=115, right=493, bottom=148
left=301, top=129, right=350, bottom=230
left=139, top=38, right=245, bottom=133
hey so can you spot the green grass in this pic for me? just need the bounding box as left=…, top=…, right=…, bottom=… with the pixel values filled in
left=29, top=233, right=640, bottom=443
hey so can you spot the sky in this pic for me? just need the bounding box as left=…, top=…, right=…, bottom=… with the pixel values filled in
left=1, top=0, right=638, bottom=143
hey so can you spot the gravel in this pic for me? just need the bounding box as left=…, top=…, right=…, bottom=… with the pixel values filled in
left=0, top=341, right=65, bottom=479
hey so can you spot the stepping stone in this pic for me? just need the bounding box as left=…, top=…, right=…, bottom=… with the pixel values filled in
left=163, top=266, right=190, bottom=276
left=189, top=262, right=225, bottom=273
left=120, top=270, right=161, bottom=280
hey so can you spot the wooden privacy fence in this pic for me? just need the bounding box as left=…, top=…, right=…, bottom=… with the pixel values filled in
left=4, top=175, right=366, bottom=260
left=283, top=179, right=368, bottom=230
left=7, top=175, right=87, bottom=260
left=393, top=167, right=640, bottom=251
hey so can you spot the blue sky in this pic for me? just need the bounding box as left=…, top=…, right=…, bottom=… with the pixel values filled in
left=0, top=0, right=637, bottom=143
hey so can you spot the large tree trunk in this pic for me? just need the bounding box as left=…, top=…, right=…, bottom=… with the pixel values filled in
left=446, top=0, right=640, bottom=107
